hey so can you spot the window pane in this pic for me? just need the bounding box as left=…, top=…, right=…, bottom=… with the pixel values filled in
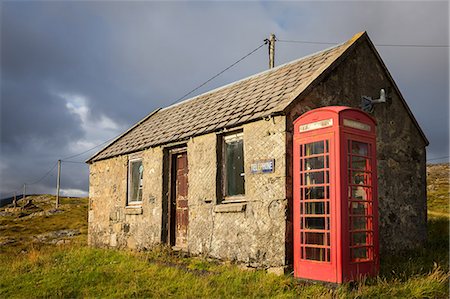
left=350, top=202, right=368, bottom=215
left=351, top=216, right=367, bottom=230
left=305, top=157, right=324, bottom=170
left=305, top=187, right=325, bottom=199
left=305, top=202, right=325, bottom=215
left=349, top=186, right=368, bottom=200
left=304, top=172, right=324, bottom=185
left=351, top=141, right=368, bottom=156
left=305, top=247, right=326, bottom=261
left=350, top=171, right=370, bottom=185
left=226, top=139, right=245, bottom=196
left=305, top=232, right=325, bottom=245
left=352, top=247, right=368, bottom=260
left=305, top=141, right=324, bottom=156
left=352, top=232, right=368, bottom=245
left=130, top=160, right=143, bottom=202
left=305, top=217, right=325, bottom=229
left=349, top=156, right=369, bottom=170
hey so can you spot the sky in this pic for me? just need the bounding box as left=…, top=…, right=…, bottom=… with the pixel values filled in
left=1, top=1, right=448, bottom=198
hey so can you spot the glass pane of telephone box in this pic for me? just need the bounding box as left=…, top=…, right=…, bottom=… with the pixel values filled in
left=351, top=216, right=368, bottom=230
left=305, top=157, right=324, bottom=170
left=305, top=141, right=324, bottom=155
left=352, top=247, right=368, bottom=260
left=305, top=217, right=325, bottom=230
left=349, top=186, right=368, bottom=200
left=304, top=172, right=325, bottom=185
left=350, top=202, right=368, bottom=215
left=352, top=232, right=368, bottom=245
left=349, top=156, right=370, bottom=170
left=305, top=247, right=326, bottom=261
left=351, top=141, right=369, bottom=156
left=305, top=202, right=325, bottom=214
left=305, top=187, right=325, bottom=199
left=350, top=171, right=370, bottom=185
left=305, top=232, right=326, bottom=245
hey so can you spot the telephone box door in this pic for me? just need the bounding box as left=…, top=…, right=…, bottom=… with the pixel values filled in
left=343, top=133, right=379, bottom=279
left=293, top=133, right=338, bottom=282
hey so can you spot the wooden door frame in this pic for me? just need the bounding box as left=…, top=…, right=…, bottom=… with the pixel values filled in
left=161, top=145, right=187, bottom=247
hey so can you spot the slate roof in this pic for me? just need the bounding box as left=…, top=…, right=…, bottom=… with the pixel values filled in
left=87, top=32, right=426, bottom=163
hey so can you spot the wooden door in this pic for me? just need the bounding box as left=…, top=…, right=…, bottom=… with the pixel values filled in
left=172, top=151, right=189, bottom=249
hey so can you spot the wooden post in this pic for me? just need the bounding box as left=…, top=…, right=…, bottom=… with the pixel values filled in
left=23, top=184, right=26, bottom=204
left=56, top=159, right=61, bottom=209
left=269, top=33, right=276, bottom=69
left=13, top=192, right=17, bottom=208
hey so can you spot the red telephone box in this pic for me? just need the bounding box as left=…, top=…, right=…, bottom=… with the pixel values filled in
left=293, top=106, right=379, bottom=283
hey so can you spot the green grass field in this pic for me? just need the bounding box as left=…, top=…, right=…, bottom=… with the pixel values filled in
left=0, top=164, right=448, bottom=298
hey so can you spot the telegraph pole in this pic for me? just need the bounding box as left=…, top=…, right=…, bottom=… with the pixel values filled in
left=269, top=33, right=276, bottom=69
left=56, top=159, right=61, bottom=209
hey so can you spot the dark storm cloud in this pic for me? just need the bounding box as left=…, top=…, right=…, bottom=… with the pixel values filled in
left=0, top=1, right=448, bottom=197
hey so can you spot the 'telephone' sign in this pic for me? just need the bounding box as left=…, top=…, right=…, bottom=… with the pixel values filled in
left=299, top=119, right=333, bottom=133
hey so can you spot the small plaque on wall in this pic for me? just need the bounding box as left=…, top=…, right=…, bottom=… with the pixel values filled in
left=250, top=159, right=275, bottom=174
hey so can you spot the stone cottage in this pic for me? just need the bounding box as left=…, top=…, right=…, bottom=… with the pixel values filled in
left=86, top=32, right=428, bottom=270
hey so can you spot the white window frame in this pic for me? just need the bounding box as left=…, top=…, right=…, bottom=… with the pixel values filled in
left=127, top=158, right=143, bottom=206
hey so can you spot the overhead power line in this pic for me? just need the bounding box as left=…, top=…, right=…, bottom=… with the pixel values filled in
left=27, top=161, right=58, bottom=186
left=276, top=39, right=449, bottom=48
left=61, top=137, right=117, bottom=161
left=277, top=39, right=337, bottom=45
left=61, top=160, right=87, bottom=164
left=168, top=41, right=268, bottom=106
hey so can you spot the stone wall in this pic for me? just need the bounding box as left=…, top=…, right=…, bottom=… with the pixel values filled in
left=88, top=147, right=164, bottom=249
left=186, top=116, right=287, bottom=267
left=285, top=38, right=427, bottom=254
left=89, top=115, right=288, bottom=268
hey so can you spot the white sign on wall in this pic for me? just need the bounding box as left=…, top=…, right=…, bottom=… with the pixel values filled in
left=250, top=159, right=275, bottom=174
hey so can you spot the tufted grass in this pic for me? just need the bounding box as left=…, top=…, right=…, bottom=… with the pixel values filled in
left=0, top=238, right=447, bottom=298
left=0, top=162, right=449, bottom=299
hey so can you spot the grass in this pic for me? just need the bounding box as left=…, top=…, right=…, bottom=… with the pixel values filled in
left=0, top=164, right=448, bottom=298
left=427, top=163, right=449, bottom=215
